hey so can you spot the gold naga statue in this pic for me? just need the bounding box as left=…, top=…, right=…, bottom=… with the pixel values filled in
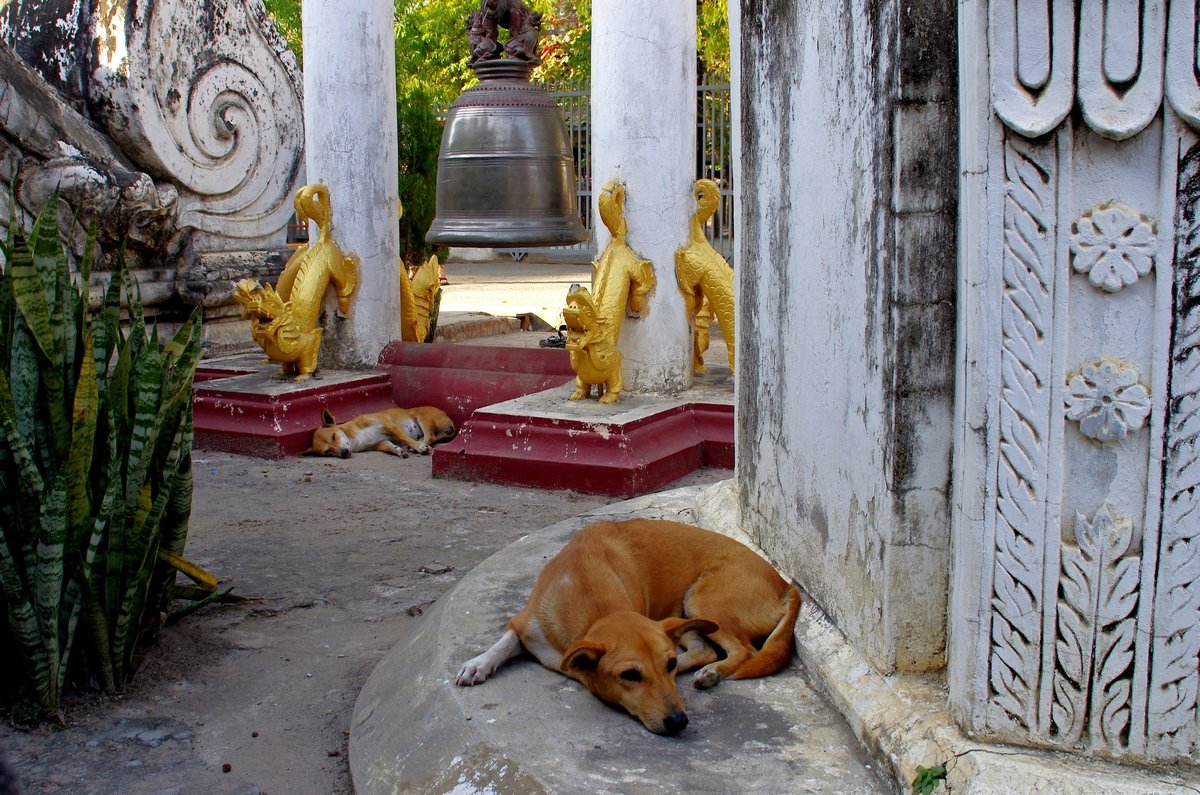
left=400, top=254, right=441, bottom=342
left=396, top=200, right=441, bottom=343
left=564, top=180, right=656, bottom=404
left=234, top=184, right=359, bottom=380
left=675, top=178, right=734, bottom=373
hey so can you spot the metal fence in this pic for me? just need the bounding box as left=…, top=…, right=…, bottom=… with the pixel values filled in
left=541, top=75, right=734, bottom=262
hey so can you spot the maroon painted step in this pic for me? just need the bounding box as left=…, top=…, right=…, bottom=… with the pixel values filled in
left=376, top=341, right=574, bottom=426
left=432, top=397, right=733, bottom=498
left=193, top=368, right=396, bottom=458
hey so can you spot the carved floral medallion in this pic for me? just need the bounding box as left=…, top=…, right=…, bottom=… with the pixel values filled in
left=1069, top=205, right=1157, bottom=293
left=1064, top=359, right=1151, bottom=442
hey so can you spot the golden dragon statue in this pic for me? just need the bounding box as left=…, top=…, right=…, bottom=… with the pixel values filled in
left=234, top=184, right=359, bottom=380
left=675, top=178, right=734, bottom=373
left=396, top=196, right=442, bottom=343
left=401, top=254, right=441, bottom=342
left=564, top=180, right=656, bottom=404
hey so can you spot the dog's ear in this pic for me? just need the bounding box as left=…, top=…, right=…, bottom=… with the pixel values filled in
left=321, top=409, right=337, bottom=427
left=660, top=617, right=719, bottom=642
left=299, top=447, right=319, bottom=457
left=561, top=641, right=606, bottom=674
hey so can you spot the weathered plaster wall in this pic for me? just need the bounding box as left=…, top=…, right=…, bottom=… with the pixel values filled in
left=737, top=0, right=957, bottom=673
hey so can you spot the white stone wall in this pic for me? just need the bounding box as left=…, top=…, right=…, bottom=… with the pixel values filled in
left=737, top=0, right=957, bottom=673
left=951, top=0, right=1200, bottom=763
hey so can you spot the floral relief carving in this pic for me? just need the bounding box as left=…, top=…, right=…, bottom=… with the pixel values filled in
left=1069, top=204, right=1157, bottom=292
left=1064, top=360, right=1151, bottom=442
left=1053, top=503, right=1141, bottom=751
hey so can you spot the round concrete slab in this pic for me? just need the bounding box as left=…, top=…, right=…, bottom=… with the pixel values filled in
left=350, top=486, right=887, bottom=794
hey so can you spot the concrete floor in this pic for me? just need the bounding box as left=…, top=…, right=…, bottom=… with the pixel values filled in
left=437, top=257, right=593, bottom=334
left=349, top=483, right=893, bottom=794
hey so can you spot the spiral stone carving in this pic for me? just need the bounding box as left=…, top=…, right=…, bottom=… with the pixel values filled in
left=89, top=0, right=304, bottom=245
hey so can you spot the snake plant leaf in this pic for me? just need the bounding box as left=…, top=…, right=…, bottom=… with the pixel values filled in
left=157, top=550, right=216, bottom=592
left=12, top=196, right=69, bottom=463
left=0, top=244, right=13, bottom=365
left=0, top=367, right=44, bottom=539
left=0, top=529, right=54, bottom=714
left=159, top=420, right=194, bottom=559
left=1, top=197, right=203, bottom=713
left=66, top=333, right=98, bottom=545
left=124, top=345, right=164, bottom=522
left=33, top=469, right=68, bottom=703
left=92, top=267, right=123, bottom=394
left=113, top=415, right=191, bottom=676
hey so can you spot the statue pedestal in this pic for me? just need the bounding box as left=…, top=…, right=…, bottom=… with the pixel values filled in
left=192, top=343, right=734, bottom=495
left=193, top=355, right=396, bottom=458
left=432, top=381, right=733, bottom=498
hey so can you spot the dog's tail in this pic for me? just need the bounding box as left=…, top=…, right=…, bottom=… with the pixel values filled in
left=730, top=584, right=802, bottom=680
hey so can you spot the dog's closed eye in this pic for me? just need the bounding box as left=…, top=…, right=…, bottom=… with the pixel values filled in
left=619, top=668, right=642, bottom=682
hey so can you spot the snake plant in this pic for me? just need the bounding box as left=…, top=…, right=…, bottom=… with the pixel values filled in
left=0, top=193, right=203, bottom=719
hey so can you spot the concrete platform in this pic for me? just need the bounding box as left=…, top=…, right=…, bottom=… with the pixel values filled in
left=432, top=376, right=733, bottom=497
left=193, top=355, right=397, bottom=458
left=349, top=483, right=890, bottom=794
left=351, top=481, right=1200, bottom=794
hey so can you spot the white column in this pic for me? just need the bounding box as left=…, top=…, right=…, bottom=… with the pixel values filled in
left=301, top=0, right=400, bottom=368
left=591, top=1, right=697, bottom=395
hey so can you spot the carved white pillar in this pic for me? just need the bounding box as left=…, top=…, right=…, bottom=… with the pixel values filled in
left=301, top=0, right=400, bottom=368
left=952, top=0, right=1200, bottom=763
left=591, top=0, right=696, bottom=394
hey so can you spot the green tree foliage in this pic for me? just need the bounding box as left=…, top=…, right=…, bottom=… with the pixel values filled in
left=697, top=0, right=730, bottom=78
left=532, top=1, right=590, bottom=83
left=261, top=0, right=303, bottom=64
left=396, top=82, right=442, bottom=266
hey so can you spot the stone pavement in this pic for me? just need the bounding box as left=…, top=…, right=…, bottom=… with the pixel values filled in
left=435, top=257, right=593, bottom=340
left=349, top=482, right=891, bottom=794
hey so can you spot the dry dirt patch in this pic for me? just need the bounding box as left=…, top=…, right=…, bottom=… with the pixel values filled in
left=2, top=449, right=722, bottom=794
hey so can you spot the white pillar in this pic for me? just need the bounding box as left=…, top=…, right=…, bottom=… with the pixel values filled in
left=301, top=0, right=400, bottom=368
left=591, top=2, right=697, bottom=395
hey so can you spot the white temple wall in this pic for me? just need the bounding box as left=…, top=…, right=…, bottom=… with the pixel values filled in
left=737, top=0, right=958, bottom=673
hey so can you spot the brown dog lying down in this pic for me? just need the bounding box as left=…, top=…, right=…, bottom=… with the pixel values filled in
left=304, top=407, right=456, bottom=458
left=456, top=518, right=802, bottom=735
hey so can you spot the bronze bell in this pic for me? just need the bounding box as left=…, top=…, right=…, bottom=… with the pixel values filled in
left=425, top=49, right=587, bottom=247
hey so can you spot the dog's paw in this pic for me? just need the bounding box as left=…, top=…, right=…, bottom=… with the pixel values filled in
left=455, top=659, right=493, bottom=686
left=416, top=443, right=432, bottom=455
left=692, top=667, right=723, bottom=690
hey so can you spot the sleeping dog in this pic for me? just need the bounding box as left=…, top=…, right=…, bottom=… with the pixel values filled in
left=456, top=518, right=801, bottom=735
left=304, top=407, right=456, bottom=458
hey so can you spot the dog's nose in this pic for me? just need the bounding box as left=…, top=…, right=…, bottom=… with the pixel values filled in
left=339, top=449, right=351, bottom=459
left=662, top=710, right=688, bottom=735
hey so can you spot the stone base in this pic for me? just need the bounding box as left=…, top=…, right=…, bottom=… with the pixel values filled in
left=349, top=483, right=888, bottom=794
left=432, top=380, right=734, bottom=498
left=350, top=481, right=1200, bottom=794
left=193, top=355, right=396, bottom=458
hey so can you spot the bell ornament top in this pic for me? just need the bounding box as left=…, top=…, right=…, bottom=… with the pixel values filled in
left=467, top=0, right=543, bottom=65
